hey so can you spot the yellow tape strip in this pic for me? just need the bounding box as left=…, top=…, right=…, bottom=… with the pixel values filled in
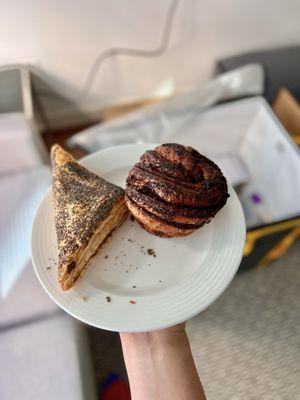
left=256, top=226, right=300, bottom=269
left=244, top=218, right=300, bottom=257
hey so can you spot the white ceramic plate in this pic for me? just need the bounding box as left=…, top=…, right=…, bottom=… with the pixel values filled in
left=32, top=144, right=246, bottom=332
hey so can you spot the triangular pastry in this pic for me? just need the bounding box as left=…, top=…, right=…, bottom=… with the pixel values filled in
left=51, top=144, right=128, bottom=290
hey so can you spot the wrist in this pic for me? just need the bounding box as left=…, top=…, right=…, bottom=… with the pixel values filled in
left=120, top=324, right=188, bottom=358
left=119, top=325, right=206, bottom=400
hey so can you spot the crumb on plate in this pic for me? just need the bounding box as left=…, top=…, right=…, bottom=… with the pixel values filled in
left=147, top=248, right=156, bottom=257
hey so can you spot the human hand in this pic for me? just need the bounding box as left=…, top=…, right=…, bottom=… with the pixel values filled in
left=120, top=323, right=206, bottom=400
left=120, top=323, right=186, bottom=350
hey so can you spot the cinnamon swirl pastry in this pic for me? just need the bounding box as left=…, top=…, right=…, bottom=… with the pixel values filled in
left=125, top=143, right=229, bottom=237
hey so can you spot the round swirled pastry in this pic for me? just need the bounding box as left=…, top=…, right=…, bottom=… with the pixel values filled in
left=125, top=143, right=229, bottom=238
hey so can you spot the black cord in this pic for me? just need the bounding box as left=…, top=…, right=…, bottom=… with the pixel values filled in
left=39, top=0, right=180, bottom=103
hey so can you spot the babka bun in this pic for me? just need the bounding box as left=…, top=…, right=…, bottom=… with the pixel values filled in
left=125, top=143, right=229, bottom=237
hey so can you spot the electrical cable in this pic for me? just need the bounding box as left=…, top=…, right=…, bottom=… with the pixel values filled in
left=39, top=0, right=180, bottom=103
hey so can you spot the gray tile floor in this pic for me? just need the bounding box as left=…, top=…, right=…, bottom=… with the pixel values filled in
left=88, top=241, right=300, bottom=399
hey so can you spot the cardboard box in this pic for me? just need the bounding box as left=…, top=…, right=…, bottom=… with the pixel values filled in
left=273, top=88, right=300, bottom=145
left=69, top=97, right=300, bottom=270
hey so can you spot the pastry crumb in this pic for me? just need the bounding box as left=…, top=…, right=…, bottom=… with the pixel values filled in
left=46, top=267, right=51, bottom=270
left=147, top=248, right=156, bottom=257
left=81, top=296, right=88, bottom=302
left=129, top=300, right=136, bottom=304
left=106, top=296, right=111, bottom=303
left=104, top=255, right=108, bottom=259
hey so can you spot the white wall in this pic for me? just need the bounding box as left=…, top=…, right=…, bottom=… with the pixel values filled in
left=1, top=0, right=300, bottom=121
